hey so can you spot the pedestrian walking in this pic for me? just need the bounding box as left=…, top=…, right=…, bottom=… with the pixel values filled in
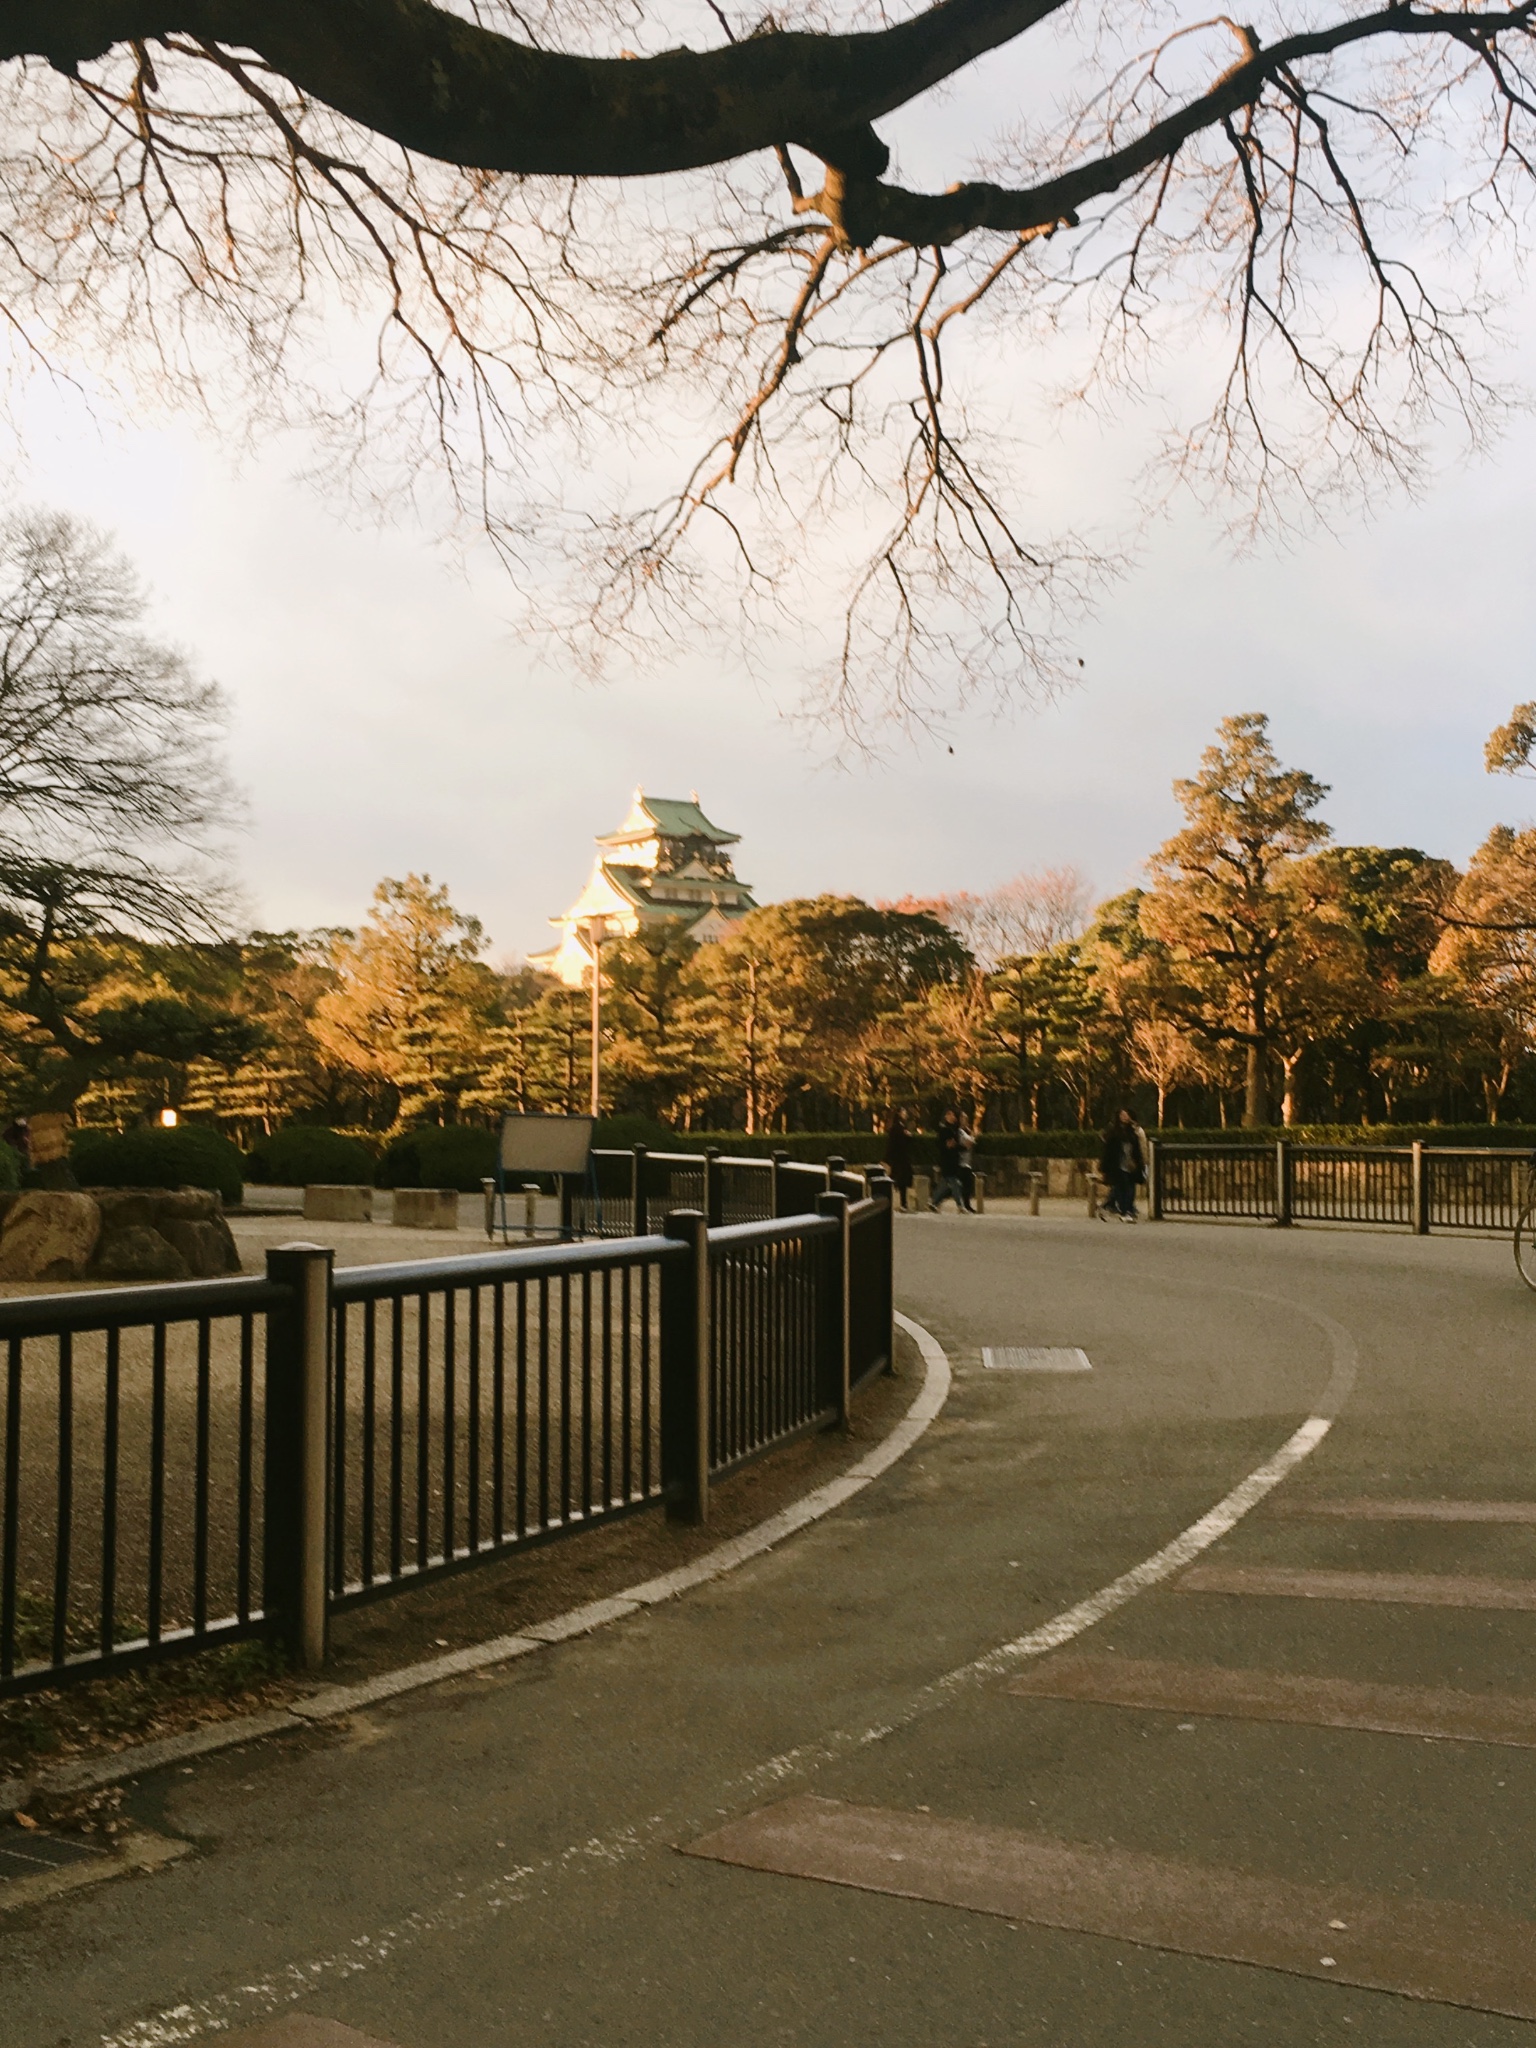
left=958, top=1115, right=978, bottom=1212
left=931, top=1108, right=969, bottom=1212
left=1097, top=1108, right=1146, bottom=1222
left=884, top=1110, right=915, bottom=1211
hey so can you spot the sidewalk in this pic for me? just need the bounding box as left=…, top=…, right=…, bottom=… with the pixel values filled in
left=7, top=1212, right=1536, bottom=2046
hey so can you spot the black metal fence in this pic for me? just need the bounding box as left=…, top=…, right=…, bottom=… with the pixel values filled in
left=1151, top=1140, right=1532, bottom=1234
left=549, top=1146, right=864, bottom=1241
left=0, top=1175, right=894, bottom=1699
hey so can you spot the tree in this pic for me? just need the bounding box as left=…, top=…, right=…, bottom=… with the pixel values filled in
left=1128, top=1019, right=1199, bottom=1129
left=0, top=509, right=255, bottom=1114
left=926, top=869, right=1093, bottom=972
left=1431, top=827, right=1536, bottom=1117
left=312, top=875, right=499, bottom=1127
left=4, top=7, right=1532, bottom=721
left=602, top=926, right=709, bottom=1124
left=692, top=897, right=971, bottom=1127
left=1137, top=714, right=1332, bottom=1126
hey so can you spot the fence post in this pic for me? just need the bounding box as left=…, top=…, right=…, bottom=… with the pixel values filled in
left=825, top=1154, right=845, bottom=1191
left=816, top=1191, right=852, bottom=1429
left=771, top=1148, right=789, bottom=1217
left=703, top=1146, right=724, bottom=1229
left=868, top=1172, right=898, bottom=1377
left=480, top=1176, right=496, bottom=1240
left=631, top=1144, right=649, bottom=1237
left=264, top=1243, right=333, bottom=1671
left=558, top=1173, right=575, bottom=1241
left=1147, top=1139, right=1162, bottom=1222
left=1412, top=1140, right=1429, bottom=1236
left=1274, top=1140, right=1292, bottom=1227
left=660, top=1210, right=710, bottom=1524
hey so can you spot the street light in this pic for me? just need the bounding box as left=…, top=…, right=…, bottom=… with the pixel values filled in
left=584, top=914, right=610, bottom=1119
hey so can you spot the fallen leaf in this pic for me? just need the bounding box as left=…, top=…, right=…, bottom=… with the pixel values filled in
left=13, top=1810, right=38, bottom=1830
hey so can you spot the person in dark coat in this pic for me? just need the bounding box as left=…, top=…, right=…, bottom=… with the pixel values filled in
left=884, top=1111, right=915, bottom=1210
left=931, top=1108, right=968, bottom=1212
left=1097, top=1108, right=1146, bottom=1222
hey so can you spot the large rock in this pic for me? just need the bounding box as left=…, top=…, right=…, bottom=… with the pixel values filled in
left=86, top=1185, right=241, bottom=1281
left=0, top=1192, right=102, bottom=1282
left=93, top=1223, right=190, bottom=1283
left=159, top=1217, right=240, bottom=1277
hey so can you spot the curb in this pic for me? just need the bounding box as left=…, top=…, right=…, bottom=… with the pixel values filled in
left=2, top=1310, right=951, bottom=1813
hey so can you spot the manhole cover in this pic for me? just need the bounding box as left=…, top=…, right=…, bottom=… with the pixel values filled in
left=981, top=1346, right=1092, bottom=1373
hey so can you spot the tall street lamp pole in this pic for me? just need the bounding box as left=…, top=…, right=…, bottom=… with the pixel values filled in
left=586, top=915, right=610, bottom=1119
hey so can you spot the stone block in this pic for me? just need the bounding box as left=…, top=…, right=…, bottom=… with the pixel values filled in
left=0, top=1191, right=101, bottom=1281
left=304, top=1184, right=373, bottom=1223
left=392, top=1187, right=459, bottom=1230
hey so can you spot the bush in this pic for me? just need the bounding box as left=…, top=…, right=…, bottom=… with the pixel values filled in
left=592, top=1113, right=673, bottom=1151
left=247, top=1125, right=377, bottom=1187
left=377, top=1125, right=498, bottom=1192
left=0, top=1139, right=19, bottom=1191
left=72, top=1124, right=245, bottom=1205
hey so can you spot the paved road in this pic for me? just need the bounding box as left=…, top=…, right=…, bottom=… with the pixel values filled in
left=5, top=1211, right=1536, bottom=2046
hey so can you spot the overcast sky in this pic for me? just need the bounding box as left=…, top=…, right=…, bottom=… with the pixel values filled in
left=8, top=38, right=1535, bottom=963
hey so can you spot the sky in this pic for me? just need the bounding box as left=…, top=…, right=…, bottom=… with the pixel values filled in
left=7, top=35, right=1536, bottom=964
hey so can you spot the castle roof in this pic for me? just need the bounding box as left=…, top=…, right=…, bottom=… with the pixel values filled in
left=596, top=790, right=740, bottom=850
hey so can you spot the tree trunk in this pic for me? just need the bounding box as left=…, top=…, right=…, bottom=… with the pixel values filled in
left=1280, top=1052, right=1301, bottom=1128
left=1243, top=1041, right=1268, bottom=1127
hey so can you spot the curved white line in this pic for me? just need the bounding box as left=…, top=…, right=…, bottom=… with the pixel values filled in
left=96, top=1294, right=1352, bottom=2048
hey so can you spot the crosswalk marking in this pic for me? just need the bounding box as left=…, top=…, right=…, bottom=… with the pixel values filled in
left=1177, top=1564, right=1536, bottom=1609
left=685, top=1794, right=1536, bottom=2020
left=1268, top=1498, right=1536, bottom=1524
left=1007, top=1652, right=1536, bottom=1747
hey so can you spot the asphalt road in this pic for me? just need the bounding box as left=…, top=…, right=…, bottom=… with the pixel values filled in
left=5, top=1209, right=1536, bottom=2047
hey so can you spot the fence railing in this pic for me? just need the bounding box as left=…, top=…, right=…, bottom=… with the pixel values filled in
left=539, top=1146, right=865, bottom=1242
left=1150, top=1140, right=1533, bottom=1234
left=0, top=1176, right=894, bottom=1699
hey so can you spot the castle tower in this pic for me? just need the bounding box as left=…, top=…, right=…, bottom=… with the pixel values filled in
left=531, top=789, right=758, bottom=985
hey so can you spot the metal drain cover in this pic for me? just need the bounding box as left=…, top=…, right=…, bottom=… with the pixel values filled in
left=981, top=1346, right=1092, bottom=1373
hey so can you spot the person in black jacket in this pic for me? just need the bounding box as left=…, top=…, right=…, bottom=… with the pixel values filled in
left=931, top=1108, right=969, bottom=1212
left=884, top=1111, right=914, bottom=1210
left=1098, top=1109, right=1146, bottom=1222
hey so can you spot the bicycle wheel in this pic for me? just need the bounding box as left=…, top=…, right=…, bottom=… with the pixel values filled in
left=1514, top=1203, right=1536, bottom=1291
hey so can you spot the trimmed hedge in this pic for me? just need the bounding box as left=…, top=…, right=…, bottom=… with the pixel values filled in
left=377, top=1125, right=498, bottom=1192
left=71, top=1125, right=245, bottom=1205
left=247, top=1125, right=377, bottom=1187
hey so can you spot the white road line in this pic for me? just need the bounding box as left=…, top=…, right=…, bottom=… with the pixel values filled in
left=97, top=1293, right=1355, bottom=2048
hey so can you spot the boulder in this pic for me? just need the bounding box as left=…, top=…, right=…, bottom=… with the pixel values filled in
left=0, top=1192, right=102, bottom=1282
left=83, top=1185, right=241, bottom=1280
left=159, top=1217, right=241, bottom=1277
left=93, top=1224, right=190, bottom=1283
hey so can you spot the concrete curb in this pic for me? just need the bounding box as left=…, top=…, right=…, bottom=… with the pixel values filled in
left=2, top=1311, right=951, bottom=1813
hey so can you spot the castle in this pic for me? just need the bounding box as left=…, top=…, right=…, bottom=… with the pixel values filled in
left=532, top=789, right=758, bottom=986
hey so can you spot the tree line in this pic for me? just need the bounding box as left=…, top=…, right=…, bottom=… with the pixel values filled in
left=8, top=669, right=1536, bottom=1139
left=6, top=513, right=1536, bottom=1139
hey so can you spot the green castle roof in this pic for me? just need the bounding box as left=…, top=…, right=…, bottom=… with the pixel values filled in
left=598, top=793, right=739, bottom=848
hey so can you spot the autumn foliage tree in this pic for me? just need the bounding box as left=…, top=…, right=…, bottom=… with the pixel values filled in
left=3, top=4, right=1536, bottom=722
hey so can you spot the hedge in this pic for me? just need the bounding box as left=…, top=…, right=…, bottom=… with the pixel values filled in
left=247, top=1125, right=378, bottom=1187
left=0, top=1139, right=19, bottom=1192
left=377, top=1125, right=499, bottom=1192
left=71, top=1125, right=245, bottom=1205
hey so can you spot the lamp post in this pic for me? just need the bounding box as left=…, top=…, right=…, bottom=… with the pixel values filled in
left=585, top=914, right=610, bottom=1119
